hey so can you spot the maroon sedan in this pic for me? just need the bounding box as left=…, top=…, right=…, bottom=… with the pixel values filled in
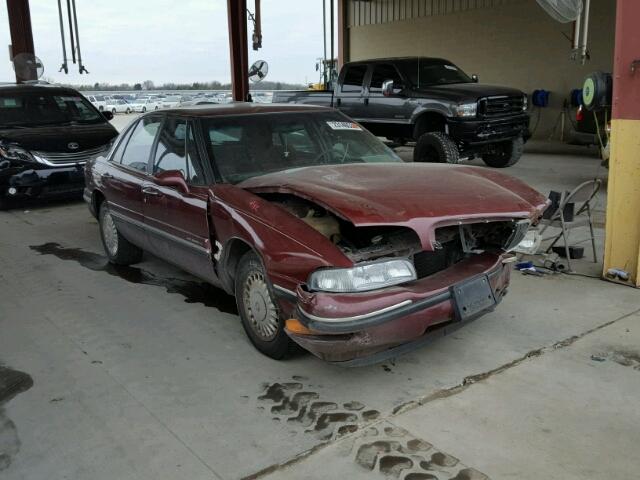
left=84, top=103, right=547, bottom=365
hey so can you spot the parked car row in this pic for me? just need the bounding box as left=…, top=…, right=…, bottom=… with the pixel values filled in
left=84, top=91, right=235, bottom=114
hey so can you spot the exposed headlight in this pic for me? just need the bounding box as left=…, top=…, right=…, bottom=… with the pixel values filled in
left=0, top=144, right=34, bottom=162
left=512, top=229, right=541, bottom=254
left=308, top=259, right=417, bottom=293
left=455, top=102, right=477, bottom=118
left=522, top=94, right=528, bottom=111
left=504, top=219, right=531, bottom=252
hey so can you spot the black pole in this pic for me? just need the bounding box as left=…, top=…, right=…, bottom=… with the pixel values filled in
left=65, top=0, right=76, bottom=63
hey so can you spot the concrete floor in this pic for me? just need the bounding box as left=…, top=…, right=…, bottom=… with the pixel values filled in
left=1, top=125, right=637, bottom=480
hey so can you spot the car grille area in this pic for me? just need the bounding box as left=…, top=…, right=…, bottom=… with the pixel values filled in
left=479, top=96, right=525, bottom=118
left=32, top=145, right=109, bottom=166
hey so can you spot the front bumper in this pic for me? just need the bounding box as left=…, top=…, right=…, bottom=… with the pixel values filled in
left=0, top=162, right=85, bottom=200
left=282, top=253, right=510, bottom=365
left=448, top=114, right=530, bottom=147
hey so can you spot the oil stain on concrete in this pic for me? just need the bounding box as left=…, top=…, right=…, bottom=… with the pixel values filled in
left=348, top=423, right=490, bottom=480
left=0, top=365, right=33, bottom=472
left=257, top=380, right=381, bottom=441
left=30, top=242, right=237, bottom=314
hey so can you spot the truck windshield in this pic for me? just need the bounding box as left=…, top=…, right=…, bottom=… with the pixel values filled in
left=0, top=91, right=105, bottom=127
left=400, top=59, right=472, bottom=88
left=203, top=112, right=402, bottom=184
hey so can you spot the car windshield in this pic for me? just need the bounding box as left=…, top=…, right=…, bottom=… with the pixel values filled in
left=399, top=58, right=472, bottom=88
left=0, top=91, right=105, bottom=127
left=203, top=111, right=402, bottom=184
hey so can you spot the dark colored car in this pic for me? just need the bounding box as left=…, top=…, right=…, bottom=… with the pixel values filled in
left=273, top=57, right=530, bottom=168
left=0, top=84, right=118, bottom=209
left=84, top=103, right=547, bottom=365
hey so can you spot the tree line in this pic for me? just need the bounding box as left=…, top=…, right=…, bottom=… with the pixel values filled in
left=58, top=79, right=306, bottom=91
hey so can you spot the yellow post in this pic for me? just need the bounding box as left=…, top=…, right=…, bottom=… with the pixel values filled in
left=603, top=0, right=640, bottom=287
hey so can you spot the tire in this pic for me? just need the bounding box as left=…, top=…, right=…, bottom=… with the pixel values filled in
left=482, top=136, right=524, bottom=168
left=142, top=107, right=146, bottom=113
left=112, top=108, right=117, bottom=115
left=126, top=108, right=131, bottom=114
left=98, top=202, right=143, bottom=265
left=413, top=132, right=459, bottom=164
left=0, top=197, right=8, bottom=211
left=235, top=251, right=292, bottom=359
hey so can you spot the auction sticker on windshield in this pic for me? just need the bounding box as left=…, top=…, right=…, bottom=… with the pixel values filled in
left=326, top=121, right=362, bottom=131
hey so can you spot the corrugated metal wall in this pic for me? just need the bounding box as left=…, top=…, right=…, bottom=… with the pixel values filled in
left=348, top=0, right=526, bottom=27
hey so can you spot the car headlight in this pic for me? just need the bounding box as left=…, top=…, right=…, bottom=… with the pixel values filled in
left=512, top=229, right=541, bottom=254
left=455, top=102, right=477, bottom=118
left=0, top=144, right=35, bottom=162
left=522, top=94, right=528, bottom=112
left=308, top=259, right=417, bottom=293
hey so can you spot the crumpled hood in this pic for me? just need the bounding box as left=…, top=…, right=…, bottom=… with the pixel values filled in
left=240, top=163, right=548, bottom=250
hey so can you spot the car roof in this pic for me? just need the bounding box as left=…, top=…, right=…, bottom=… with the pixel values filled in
left=0, top=83, right=81, bottom=95
left=346, top=57, right=451, bottom=65
left=156, top=102, right=332, bottom=117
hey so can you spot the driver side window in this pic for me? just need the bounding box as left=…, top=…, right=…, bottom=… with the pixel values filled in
left=119, top=117, right=161, bottom=172
left=153, top=117, right=187, bottom=176
left=153, top=117, right=206, bottom=185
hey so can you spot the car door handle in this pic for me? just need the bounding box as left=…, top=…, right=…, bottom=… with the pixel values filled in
left=102, top=173, right=113, bottom=179
left=142, top=186, right=160, bottom=196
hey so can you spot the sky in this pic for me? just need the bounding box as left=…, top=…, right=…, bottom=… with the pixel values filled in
left=0, top=0, right=334, bottom=86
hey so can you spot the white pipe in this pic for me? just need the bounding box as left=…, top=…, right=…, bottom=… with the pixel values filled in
left=581, top=0, right=591, bottom=63
left=572, top=12, right=581, bottom=51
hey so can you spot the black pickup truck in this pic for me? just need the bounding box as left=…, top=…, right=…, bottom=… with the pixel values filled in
left=273, top=57, right=530, bottom=168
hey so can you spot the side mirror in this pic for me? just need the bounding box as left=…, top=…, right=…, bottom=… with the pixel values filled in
left=471, top=74, right=479, bottom=83
left=102, top=110, right=114, bottom=120
left=382, top=79, right=395, bottom=97
left=155, top=169, right=189, bottom=194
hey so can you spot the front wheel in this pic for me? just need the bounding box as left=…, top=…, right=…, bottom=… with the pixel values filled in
left=482, top=136, right=524, bottom=168
left=413, top=132, right=459, bottom=164
left=98, top=202, right=143, bottom=265
left=235, top=251, right=292, bottom=359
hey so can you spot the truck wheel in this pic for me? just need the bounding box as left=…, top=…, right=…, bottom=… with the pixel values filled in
left=482, top=136, right=524, bottom=168
left=235, top=251, right=292, bottom=360
left=414, top=132, right=459, bottom=164
left=99, top=202, right=143, bottom=265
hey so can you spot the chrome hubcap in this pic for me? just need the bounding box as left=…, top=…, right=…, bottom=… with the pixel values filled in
left=243, top=272, right=279, bottom=341
left=102, top=211, right=118, bottom=257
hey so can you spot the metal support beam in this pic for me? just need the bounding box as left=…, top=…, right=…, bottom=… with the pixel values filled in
left=603, top=0, right=640, bottom=286
left=337, top=0, right=349, bottom=68
left=6, top=0, right=35, bottom=82
left=227, top=0, right=249, bottom=102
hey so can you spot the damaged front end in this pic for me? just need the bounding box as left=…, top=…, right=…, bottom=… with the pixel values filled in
left=254, top=191, right=532, bottom=364
left=0, top=143, right=86, bottom=202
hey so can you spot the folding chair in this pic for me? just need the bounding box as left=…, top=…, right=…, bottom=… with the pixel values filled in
left=538, top=179, right=601, bottom=272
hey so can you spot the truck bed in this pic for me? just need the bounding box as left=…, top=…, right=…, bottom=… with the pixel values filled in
left=272, top=90, right=333, bottom=107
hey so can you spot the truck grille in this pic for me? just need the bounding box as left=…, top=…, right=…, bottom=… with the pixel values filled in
left=479, top=96, right=524, bottom=118
left=32, top=145, right=109, bottom=167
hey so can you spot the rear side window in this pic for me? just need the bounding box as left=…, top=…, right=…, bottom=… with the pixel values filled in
left=369, top=64, right=404, bottom=93
left=341, top=65, right=367, bottom=93
left=119, top=117, right=161, bottom=172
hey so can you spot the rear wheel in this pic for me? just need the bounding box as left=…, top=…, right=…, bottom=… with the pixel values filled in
left=414, top=132, right=459, bottom=164
left=235, top=251, right=292, bottom=359
left=482, top=136, right=524, bottom=168
left=98, top=202, right=143, bottom=265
